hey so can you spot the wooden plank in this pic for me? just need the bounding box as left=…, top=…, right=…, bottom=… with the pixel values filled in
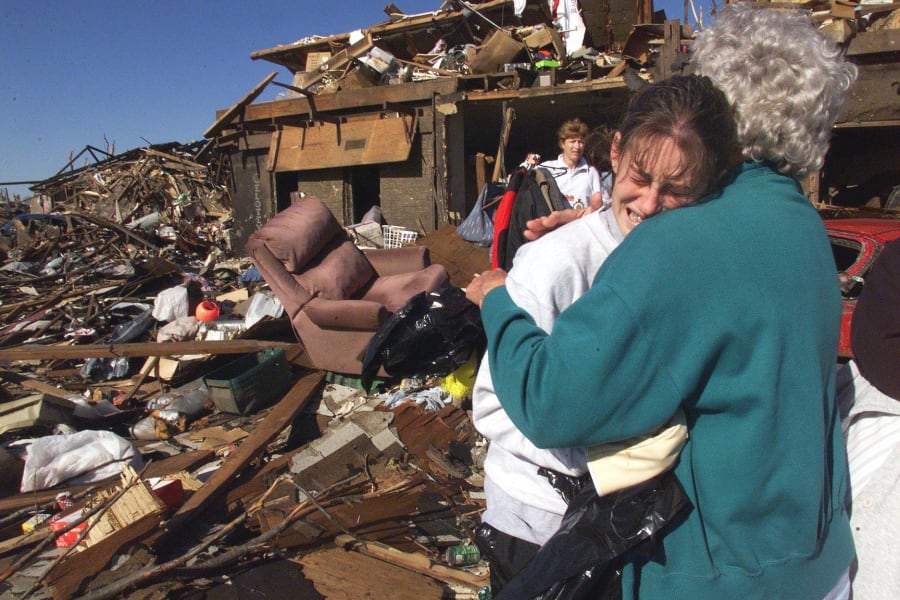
left=266, top=128, right=281, bottom=172
left=294, top=546, right=446, bottom=599
left=0, top=339, right=300, bottom=361
left=847, top=28, right=900, bottom=56
left=204, top=71, right=278, bottom=138
left=859, top=1, right=900, bottom=15
left=158, top=371, right=325, bottom=544
left=224, top=452, right=296, bottom=512
left=468, top=76, right=629, bottom=101
left=0, top=529, right=49, bottom=557
left=232, top=77, right=457, bottom=123
left=0, top=485, right=95, bottom=515
left=295, top=34, right=374, bottom=90
left=475, top=152, right=487, bottom=194
left=491, top=104, right=514, bottom=183
left=0, top=450, right=213, bottom=516
left=63, top=210, right=158, bottom=249
left=272, top=116, right=414, bottom=171
left=143, top=449, right=216, bottom=480
left=656, top=19, right=681, bottom=80
left=0, top=372, right=74, bottom=399
left=839, top=62, right=900, bottom=124
left=334, top=535, right=488, bottom=589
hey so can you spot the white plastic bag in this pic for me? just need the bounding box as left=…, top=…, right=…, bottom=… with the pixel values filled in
left=20, top=430, right=143, bottom=492
left=244, top=292, right=284, bottom=329
left=152, top=285, right=189, bottom=323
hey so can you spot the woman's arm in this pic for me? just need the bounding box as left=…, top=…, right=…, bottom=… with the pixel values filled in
left=480, top=282, right=682, bottom=449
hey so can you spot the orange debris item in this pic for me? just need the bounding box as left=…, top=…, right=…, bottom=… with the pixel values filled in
left=195, top=301, right=219, bottom=322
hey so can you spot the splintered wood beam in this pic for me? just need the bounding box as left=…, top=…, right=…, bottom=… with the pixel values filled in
left=333, top=535, right=489, bottom=589
left=294, top=546, right=447, bottom=599
left=492, top=103, right=515, bottom=183
left=270, top=81, right=341, bottom=124
left=204, top=71, right=278, bottom=139
left=294, top=34, right=374, bottom=90
left=157, top=371, right=325, bottom=546
left=0, top=339, right=300, bottom=361
left=62, top=210, right=158, bottom=249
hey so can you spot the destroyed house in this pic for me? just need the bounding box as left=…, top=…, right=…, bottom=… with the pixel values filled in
left=210, top=0, right=654, bottom=251
left=207, top=0, right=900, bottom=254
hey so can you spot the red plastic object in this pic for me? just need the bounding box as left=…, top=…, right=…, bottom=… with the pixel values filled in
left=50, top=511, right=87, bottom=548
left=195, top=300, right=219, bottom=322
left=147, top=477, right=184, bottom=509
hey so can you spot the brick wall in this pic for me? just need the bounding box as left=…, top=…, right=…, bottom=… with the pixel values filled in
left=380, top=138, right=436, bottom=231
left=297, top=170, right=346, bottom=221
left=610, top=0, right=642, bottom=49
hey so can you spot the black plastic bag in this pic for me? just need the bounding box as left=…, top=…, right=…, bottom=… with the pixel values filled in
left=360, top=286, right=485, bottom=392
left=495, top=471, right=690, bottom=600
left=80, top=303, right=155, bottom=381
left=538, top=467, right=591, bottom=505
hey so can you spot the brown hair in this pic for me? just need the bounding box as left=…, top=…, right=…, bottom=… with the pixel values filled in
left=556, top=118, right=590, bottom=144
left=617, top=75, right=739, bottom=199
left=585, top=124, right=615, bottom=172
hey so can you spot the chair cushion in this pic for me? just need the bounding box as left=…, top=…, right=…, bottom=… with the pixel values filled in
left=255, top=198, right=344, bottom=273
left=361, top=264, right=450, bottom=312
left=298, top=238, right=377, bottom=300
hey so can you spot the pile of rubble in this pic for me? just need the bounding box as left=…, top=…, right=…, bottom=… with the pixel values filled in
left=248, top=0, right=899, bottom=100
left=253, top=0, right=651, bottom=100
left=0, top=141, right=244, bottom=359
left=0, top=140, right=491, bottom=598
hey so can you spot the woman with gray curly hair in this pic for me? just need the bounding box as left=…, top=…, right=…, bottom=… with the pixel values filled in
left=467, top=3, right=859, bottom=598
left=691, top=2, right=857, bottom=179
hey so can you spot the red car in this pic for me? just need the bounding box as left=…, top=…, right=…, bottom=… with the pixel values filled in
left=826, top=218, right=900, bottom=358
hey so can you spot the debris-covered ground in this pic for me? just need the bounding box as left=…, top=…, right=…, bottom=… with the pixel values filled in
left=1, top=1, right=898, bottom=598
left=0, top=136, right=492, bottom=599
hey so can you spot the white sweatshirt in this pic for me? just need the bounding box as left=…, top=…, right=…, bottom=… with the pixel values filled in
left=473, top=207, right=624, bottom=544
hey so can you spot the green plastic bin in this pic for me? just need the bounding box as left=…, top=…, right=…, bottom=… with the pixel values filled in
left=204, top=348, right=291, bottom=415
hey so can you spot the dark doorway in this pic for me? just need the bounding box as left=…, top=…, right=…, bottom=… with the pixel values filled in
left=274, top=171, right=297, bottom=212
left=350, top=164, right=380, bottom=223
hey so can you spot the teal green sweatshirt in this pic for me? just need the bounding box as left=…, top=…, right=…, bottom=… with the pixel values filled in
left=483, top=162, right=855, bottom=599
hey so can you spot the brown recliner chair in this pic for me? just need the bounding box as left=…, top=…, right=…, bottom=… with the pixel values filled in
left=246, top=197, right=450, bottom=376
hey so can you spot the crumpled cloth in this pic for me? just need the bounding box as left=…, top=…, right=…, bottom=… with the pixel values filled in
left=379, top=380, right=450, bottom=412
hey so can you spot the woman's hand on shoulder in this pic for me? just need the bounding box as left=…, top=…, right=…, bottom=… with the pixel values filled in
left=524, top=207, right=590, bottom=241
left=465, top=269, right=508, bottom=308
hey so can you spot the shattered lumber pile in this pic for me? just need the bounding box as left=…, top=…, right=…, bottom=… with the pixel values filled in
left=241, top=0, right=898, bottom=102
left=0, top=143, right=492, bottom=596
left=29, top=141, right=232, bottom=251
left=0, top=140, right=243, bottom=354
left=0, top=367, right=489, bottom=598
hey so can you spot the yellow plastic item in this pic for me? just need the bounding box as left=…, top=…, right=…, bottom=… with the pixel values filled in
left=441, top=351, right=478, bottom=401
left=22, top=513, right=51, bottom=533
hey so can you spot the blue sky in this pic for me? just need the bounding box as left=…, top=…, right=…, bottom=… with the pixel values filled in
left=0, top=0, right=693, bottom=200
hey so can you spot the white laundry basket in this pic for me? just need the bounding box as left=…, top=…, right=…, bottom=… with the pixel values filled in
left=382, top=225, right=418, bottom=248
